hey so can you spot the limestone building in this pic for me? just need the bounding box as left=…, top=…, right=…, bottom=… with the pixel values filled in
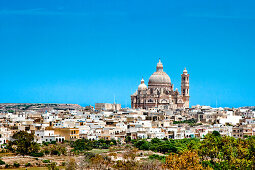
left=131, top=59, right=190, bottom=109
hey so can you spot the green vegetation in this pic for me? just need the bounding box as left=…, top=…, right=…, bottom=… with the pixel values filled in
left=133, top=137, right=200, bottom=154
left=90, top=149, right=109, bottom=154
left=13, top=162, right=20, bottom=167
left=4, top=164, right=9, bottom=168
left=42, top=159, right=50, bottom=163
left=7, top=131, right=40, bottom=156
left=134, top=131, right=255, bottom=169
left=71, top=139, right=117, bottom=151
left=25, top=162, right=31, bottom=167
left=0, top=159, right=5, bottom=165
left=199, top=133, right=255, bottom=169
left=47, top=162, right=58, bottom=170
left=4, top=130, right=255, bottom=169
left=30, top=152, right=44, bottom=157
left=149, top=154, right=165, bottom=162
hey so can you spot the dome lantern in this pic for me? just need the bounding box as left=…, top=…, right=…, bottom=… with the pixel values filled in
left=156, top=59, right=163, bottom=72
left=148, top=59, right=171, bottom=86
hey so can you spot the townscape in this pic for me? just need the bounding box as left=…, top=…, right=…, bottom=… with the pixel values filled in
left=0, top=103, right=254, bottom=145
left=0, top=102, right=254, bottom=169
left=0, top=60, right=254, bottom=169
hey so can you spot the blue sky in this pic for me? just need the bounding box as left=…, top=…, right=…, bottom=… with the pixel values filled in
left=0, top=0, right=254, bottom=108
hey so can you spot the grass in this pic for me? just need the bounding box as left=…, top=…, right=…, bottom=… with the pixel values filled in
left=89, top=149, right=109, bottom=154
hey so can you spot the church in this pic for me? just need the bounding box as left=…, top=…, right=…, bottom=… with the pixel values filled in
left=131, top=59, right=190, bottom=109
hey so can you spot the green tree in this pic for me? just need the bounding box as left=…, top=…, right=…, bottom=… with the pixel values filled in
left=8, top=131, right=39, bottom=155
left=212, top=130, right=221, bottom=137
left=125, top=136, right=132, bottom=143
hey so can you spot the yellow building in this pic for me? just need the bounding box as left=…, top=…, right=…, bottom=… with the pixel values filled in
left=46, top=127, right=79, bottom=141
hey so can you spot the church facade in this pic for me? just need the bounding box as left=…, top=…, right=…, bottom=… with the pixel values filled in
left=131, top=59, right=190, bottom=109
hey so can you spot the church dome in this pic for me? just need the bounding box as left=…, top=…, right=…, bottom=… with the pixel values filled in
left=138, top=78, right=147, bottom=90
left=148, top=59, right=171, bottom=85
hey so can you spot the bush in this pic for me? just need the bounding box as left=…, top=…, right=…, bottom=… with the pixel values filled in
left=13, top=162, right=20, bottom=167
left=48, top=162, right=59, bottom=170
left=42, top=159, right=50, bottom=163
left=52, top=150, right=60, bottom=155
left=0, top=159, right=5, bottom=165
left=30, top=152, right=44, bottom=157
left=25, top=162, right=31, bottom=167
left=149, top=154, right=165, bottom=161
left=5, top=164, right=9, bottom=168
left=44, top=149, right=50, bottom=155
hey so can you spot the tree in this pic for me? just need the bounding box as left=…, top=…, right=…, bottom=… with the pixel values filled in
left=164, top=150, right=204, bottom=170
left=125, top=136, right=132, bottom=143
left=8, top=131, right=39, bottom=155
left=212, top=130, right=221, bottom=137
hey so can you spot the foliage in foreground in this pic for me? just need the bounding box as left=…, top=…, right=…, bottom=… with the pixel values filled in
left=133, top=137, right=200, bottom=153
left=7, top=131, right=40, bottom=155
left=133, top=132, right=255, bottom=169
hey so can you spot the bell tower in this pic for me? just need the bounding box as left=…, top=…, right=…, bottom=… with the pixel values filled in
left=181, top=68, right=190, bottom=108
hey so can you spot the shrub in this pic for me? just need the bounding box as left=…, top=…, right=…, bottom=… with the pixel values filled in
left=0, top=159, right=5, bottom=165
left=31, top=152, right=44, bottom=157
left=48, top=162, right=59, bottom=170
left=25, top=162, right=31, bottom=167
left=42, top=159, right=50, bottom=163
left=44, top=149, right=50, bottom=155
left=149, top=154, right=165, bottom=161
left=13, top=162, right=20, bottom=167
left=52, top=150, right=60, bottom=155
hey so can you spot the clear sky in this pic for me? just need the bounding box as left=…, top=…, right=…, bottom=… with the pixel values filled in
left=0, top=0, right=254, bottom=108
